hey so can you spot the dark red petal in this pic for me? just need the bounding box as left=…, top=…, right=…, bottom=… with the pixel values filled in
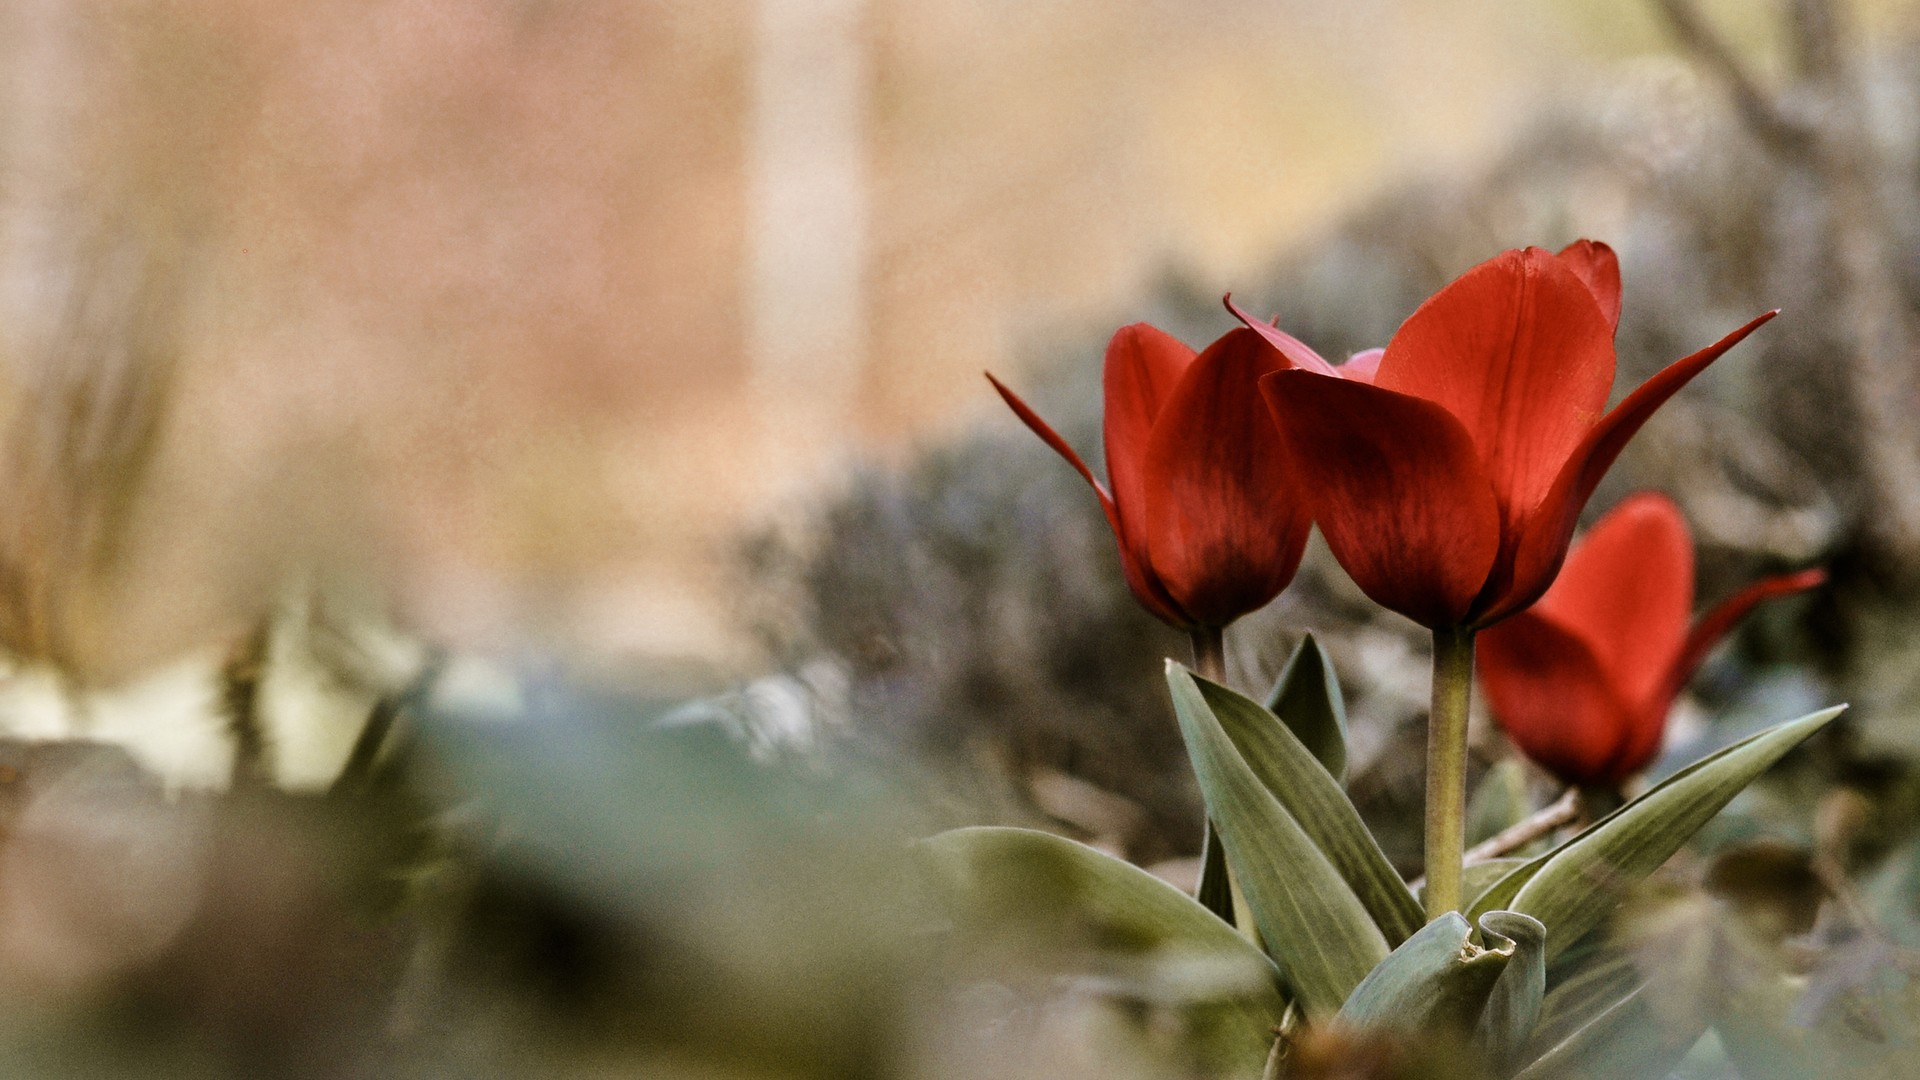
left=1534, top=493, right=1693, bottom=710
left=1594, top=704, right=1671, bottom=786
left=1556, top=240, right=1622, bottom=336
left=1259, top=369, right=1501, bottom=628
left=1656, top=567, right=1827, bottom=713
left=1479, top=609, right=1638, bottom=788
left=1375, top=247, right=1616, bottom=538
left=1103, top=324, right=1195, bottom=547
left=1477, top=310, right=1779, bottom=625
left=1338, top=348, right=1384, bottom=384
left=988, top=372, right=1191, bottom=626
left=1142, top=328, right=1308, bottom=626
left=1223, top=294, right=1340, bottom=376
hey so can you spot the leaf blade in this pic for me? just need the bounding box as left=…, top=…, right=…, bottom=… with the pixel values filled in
left=1168, top=662, right=1389, bottom=1016
left=1475, top=910, right=1547, bottom=1075
left=1264, top=633, right=1348, bottom=781
left=919, top=825, right=1287, bottom=1071
left=1491, top=706, right=1843, bottom=958
left=1193, top=672, right=1424, bottom=945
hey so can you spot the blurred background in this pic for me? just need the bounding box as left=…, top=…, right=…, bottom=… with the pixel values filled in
left=10, top=0, right=1910, bottom=678
left=3, top=0, right=1920, bottom=1077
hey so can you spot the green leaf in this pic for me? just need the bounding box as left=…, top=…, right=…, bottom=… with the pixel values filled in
left=1263, top=633, right=1347, bottom=782
left=1474, top=911, right=1547, bottom=1076
left=1514, top=982, right=1706, bottom=1080
left=1467, top=760, right=1532, bottom=847
left=1195, top=820, right=1236, bottom=926
left=1471, top=705, right=1844, bottom=957
left=1461, top=858, right=1531, bottom=913
left=1335, top=909, right=1541, bottom=1042
left=1189, top=671, right=1423, bottom=945
left=1167, top=662, right=1388, bottom=1016
left=918, top=826, right=1286, bottom=1071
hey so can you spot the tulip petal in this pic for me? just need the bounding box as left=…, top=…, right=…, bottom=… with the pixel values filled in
left=986, top=373, right=1112, bottom=510
left=1143, top=329, right=1308, bottom=626
left=1556, top=240, right=1622, bottom=336
left=1481, top=310, right=1779, bottom=624
left=988, top=372, right=1191, bottom=626
left=1224, top=295, right=1340, bottom=376
left=1375, top=248, right=1616, bottom=539
left=1535, top=493, right=1693, bottom=710
left=1479, top=610, right=1638, bottom=788
left=1339, top=348, right=1385, bottom=384
left=1657, top=567, right=1827, bottom=716
left=1260, top=370, right=1501, bottom=628
left=1104, top=324, right=1195, bottom=552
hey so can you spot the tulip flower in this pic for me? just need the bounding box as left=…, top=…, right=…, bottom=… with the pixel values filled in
left=986, top=324, right=1309, bottom=639
left=1477, top=492, right=1825, bottom=790
left=1242, top=240, right=1777, bottom=918
left=1247, top=241, right=1775, bottom=632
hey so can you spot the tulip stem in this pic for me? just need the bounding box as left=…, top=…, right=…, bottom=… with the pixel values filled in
left=1425, top=627, right=1476, bottom=921
left=1189, top=625, right=1227, bottom=684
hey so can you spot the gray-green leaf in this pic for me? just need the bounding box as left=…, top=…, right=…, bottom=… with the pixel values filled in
left=1467, top=760, right=1533, bottom=847
left=1514, top=982, right=1706, bottom=1080
left=1475, top=911, right=1547, bottom=1077
left=1190, top=671, right=1423, bottom=945
left=1168, top=662, right=1389, bottom=1016
left=1264, top=633, right=1348, bottom=782
left=918, top=825, right=1286, bottom=1071
left=1336, top=909, right=1541, bottom=1043
left=1473, top=705, right=1843, bottom=959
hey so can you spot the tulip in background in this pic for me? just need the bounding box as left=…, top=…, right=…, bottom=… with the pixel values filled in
left=1478, top=492, right=1825, bottom=792
left=987, top=324, right=1310, bottom=676
left=1244, top=241, right=1778, bottom=917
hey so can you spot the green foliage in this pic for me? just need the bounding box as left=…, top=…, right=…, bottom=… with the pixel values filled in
left=1467, top=761, right=1533, bottom=847
left=1167, top=660, right=1389, bottom=1015
left=1336, top=909, right=1544, bottom=1059
left=1263, top=633, right=1349, bottom=783
left=928, top=642, right=1846, bottom=1075
left=1472, top=706, right=1846, bottom=957
left=1183, top=666, right=1422, bottom=944
left=918, top=826, right=1287, bottom=1073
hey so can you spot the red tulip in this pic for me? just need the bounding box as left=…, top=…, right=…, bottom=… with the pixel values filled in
left=1249, top=241, right=1777, bottom=630
left=987, top=324, right=1310, bottom=629
left=1477, top=493, right=1825, bottom=788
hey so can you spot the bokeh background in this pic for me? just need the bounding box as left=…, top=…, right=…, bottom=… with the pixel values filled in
left=9, top=0, right=1909, bottom=679
left=3, top=2, right=1920, bottom=1077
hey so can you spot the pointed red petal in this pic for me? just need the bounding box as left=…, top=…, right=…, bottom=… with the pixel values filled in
left=1375, top=247, right=1616, bottom=539
left=1223, top=294, right=1340, bottom=376
left=1479, top=608, right=1638, bottom=788
left=987, top=372, right=1112, bottom=509
left=1658, top=566, right=1827, bottom=711
left=1141, top=328, right=1308, bottom=626
left=1338, top=348, right=1384, bottom=384
left=1480, top=310, right=1779, bottom=625
left=1556, top=240, right=1622, bottom=336
left=1535, top=493, right=1693, bottom=710
left=1259, top=369, right=1501, bottom=628
left=988, top=372, right=1190, bottom=626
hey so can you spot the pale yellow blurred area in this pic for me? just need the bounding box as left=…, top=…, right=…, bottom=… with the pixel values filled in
left=0, top=0, right=1910, bottom=677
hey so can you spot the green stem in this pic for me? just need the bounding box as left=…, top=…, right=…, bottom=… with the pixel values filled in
left=1425, top=627, right=1476, bottom=921
left=1189, top=625, right=1227, bottom=685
